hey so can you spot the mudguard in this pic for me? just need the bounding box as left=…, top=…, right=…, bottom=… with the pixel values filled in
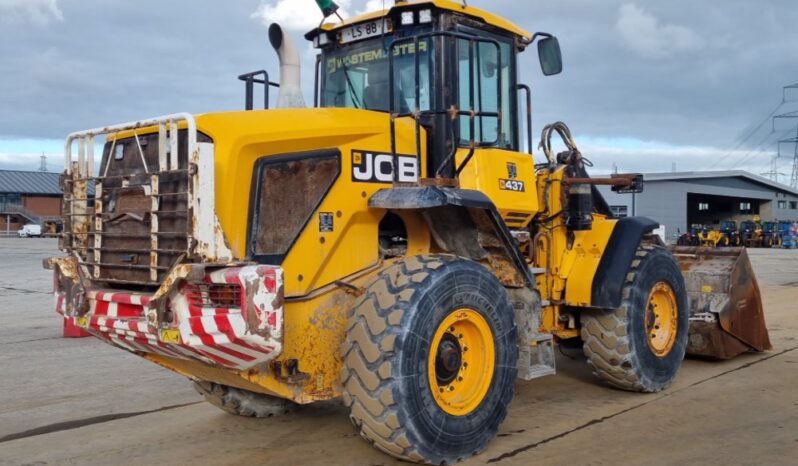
left=591, top=216, right=660, bottom=308
left=369, top=186, right=533, bottom=288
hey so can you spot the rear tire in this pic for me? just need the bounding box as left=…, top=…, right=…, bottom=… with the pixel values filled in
left=193, top=381, right=297, bottom=417
left=340, top=255, right=517, bottom=465
left=581, top=242, right=688, bottom=393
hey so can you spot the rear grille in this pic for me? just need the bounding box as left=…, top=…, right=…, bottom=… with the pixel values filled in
left=185, top=283, right=242, bottom=309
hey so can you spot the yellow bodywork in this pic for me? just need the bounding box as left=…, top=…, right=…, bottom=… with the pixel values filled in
left=135, top=107, right=618, bottom=402
left=140, top=109, right=435, bottom=403
left=457, top=148, right=539, bottom=228
left=529, top=167, right=617, bottom=339
left=87, top=0, right=619, bottom=403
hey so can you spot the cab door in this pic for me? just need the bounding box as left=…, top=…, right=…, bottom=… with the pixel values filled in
left=452, top=32, right=539, bottom=227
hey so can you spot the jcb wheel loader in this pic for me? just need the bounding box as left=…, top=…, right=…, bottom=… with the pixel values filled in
left=46, top=1, right=771, bottom=463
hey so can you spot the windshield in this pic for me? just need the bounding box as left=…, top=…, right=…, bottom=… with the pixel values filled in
left=321, top=32, right=432, bottom=113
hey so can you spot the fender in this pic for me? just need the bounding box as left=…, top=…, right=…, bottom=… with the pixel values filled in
left=369, top=186, right=533, bottom=288
left=591, top=216, right=660, bottom=308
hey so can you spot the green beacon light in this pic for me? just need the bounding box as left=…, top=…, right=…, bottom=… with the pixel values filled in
left=315, top=0, right=340, bottom=18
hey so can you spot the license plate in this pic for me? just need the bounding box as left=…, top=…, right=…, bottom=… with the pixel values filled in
left=340, top=19, right=390, bottom=44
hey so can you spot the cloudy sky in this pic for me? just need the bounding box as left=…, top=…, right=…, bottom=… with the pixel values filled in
left=1, top=0, right=797, bottom=182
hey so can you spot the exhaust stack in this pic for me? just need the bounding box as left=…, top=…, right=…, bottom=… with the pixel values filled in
left=269, top=23, right=306, bottom=108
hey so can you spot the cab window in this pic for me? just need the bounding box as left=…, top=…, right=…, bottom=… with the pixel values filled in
left=457, top=36, right=515, bottom=150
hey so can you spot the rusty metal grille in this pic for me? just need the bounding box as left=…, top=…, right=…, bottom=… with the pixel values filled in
left=249, top=150, right=341, bottom=264
left=184, top=283, right=242, bottom=309
left=62, top=117, right=212, bottom=289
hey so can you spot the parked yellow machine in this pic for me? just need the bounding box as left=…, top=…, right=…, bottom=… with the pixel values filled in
left=698, top=227, right=726, bottom=247
left=45, top=1, right=771, bottom=463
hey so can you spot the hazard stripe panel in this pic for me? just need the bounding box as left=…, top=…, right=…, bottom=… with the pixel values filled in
left=53, top=265, right=284, bottom=371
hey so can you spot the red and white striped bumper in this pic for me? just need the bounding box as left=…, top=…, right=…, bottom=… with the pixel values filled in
left=51, top=261, right=284, bottom=370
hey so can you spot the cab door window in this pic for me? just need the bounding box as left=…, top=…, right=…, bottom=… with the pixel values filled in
left=457, top=38, right=514, bottom=149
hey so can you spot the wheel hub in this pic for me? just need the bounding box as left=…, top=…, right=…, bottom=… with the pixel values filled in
left=428, top=308, right=495, bottom=416
left=435, top=334, right=462, bottom=385
left=645, top=282, right=679, bottom=357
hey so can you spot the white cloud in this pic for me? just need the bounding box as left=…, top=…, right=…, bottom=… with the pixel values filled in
left=358, top=0, right=387, bottom=15
left=0, top=0, right=63, bottom=26
left=616, top=3, right=704, bottom=59
left=251, top=0, right=388, bottom=32
left=251, top=0, right=356, bottom=32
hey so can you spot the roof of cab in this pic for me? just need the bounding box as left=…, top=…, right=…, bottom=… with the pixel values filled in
left=320, top=0, right=532, bottom=41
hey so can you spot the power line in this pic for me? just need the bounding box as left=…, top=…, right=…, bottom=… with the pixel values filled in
left=704, top=100, right=785, bottom=170
left=784, top=83, right=798, bottom=102
left=725, top=127, right=789, bottom=170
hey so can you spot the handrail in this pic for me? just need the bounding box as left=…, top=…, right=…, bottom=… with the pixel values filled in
left=238, top=70, right=280, bottom=110
left=517, top=83, right=532, bottom=155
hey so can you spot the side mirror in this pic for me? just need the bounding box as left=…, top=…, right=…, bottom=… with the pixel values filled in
left=537, top=36, right=563, bottom=76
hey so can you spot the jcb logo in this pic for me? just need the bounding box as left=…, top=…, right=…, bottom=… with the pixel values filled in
left=352, top=150, right=418, bottom=183
left=507, top=162, right=518, bottom=179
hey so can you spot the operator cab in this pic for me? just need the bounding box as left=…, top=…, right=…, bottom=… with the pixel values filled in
left=306, top=0, right=562, bottom=179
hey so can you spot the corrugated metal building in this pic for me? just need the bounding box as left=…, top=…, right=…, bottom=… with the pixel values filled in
left=0, top=170, right=63, bottom=234
left=598, top=170, right=798, bottom=240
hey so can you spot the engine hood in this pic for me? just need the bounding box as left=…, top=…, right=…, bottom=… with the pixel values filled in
left=195, top=107, right=422, bottom=258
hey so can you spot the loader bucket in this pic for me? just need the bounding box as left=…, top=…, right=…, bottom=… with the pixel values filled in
left=670, top=246, right=771, bottom=359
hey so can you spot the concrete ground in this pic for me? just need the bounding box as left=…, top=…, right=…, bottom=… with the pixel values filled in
left=0, top=237, right=796, bottom=466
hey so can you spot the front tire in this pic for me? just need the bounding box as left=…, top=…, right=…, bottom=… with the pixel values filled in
left=340, top=255, right=517, bottom=464
left=581, top=242, right=688, bottom=393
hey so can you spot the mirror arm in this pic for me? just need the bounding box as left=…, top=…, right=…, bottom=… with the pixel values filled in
left=528, top=32, right=553, bottom=45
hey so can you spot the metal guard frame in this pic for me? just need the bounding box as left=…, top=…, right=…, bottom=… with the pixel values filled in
left=64, top=113, right=232, bottom=285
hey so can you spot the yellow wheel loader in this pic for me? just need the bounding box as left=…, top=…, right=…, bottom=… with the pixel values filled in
left=45, top=1, right=771, bottom=463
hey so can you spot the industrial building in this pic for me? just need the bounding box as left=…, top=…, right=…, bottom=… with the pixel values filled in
left=599, top=170, right=798, bottom=240
left=0, top=170, right=63, bottom=235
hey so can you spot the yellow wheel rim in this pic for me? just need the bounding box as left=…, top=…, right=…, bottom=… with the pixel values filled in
left=428, top=308, right=495, bottom=416
left=645, top=282, right=678, bottom=357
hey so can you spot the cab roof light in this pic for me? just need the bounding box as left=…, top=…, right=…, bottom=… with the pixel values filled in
left=400, top=11, right=415, bottom=26
left=313, top=32, right=331, bottom=48
left=419, top=9, right=433, bottom=24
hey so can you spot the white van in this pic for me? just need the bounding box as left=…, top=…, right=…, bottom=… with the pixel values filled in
left=18, top=224, right=42, bottom=238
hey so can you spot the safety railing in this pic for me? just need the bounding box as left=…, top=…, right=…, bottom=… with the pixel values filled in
left=238, top=70, right=280, bottom=110
left=63, top=113, right=227, bottom=286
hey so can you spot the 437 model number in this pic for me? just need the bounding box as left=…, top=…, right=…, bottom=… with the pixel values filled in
left=499, top=178, right=525, bottom=192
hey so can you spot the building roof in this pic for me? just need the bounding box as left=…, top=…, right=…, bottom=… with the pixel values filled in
left=0, top=170, right=62, bottom=195
left=644, top=170, right=798, bottom=197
